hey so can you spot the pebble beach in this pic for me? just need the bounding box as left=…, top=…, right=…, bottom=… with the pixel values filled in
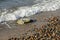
left=0, top=9, right=60, bottom=40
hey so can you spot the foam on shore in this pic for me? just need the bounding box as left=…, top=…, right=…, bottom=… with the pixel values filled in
left=0, top=0, right=60, bottom=22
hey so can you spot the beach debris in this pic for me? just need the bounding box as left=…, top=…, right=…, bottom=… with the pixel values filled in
left=16, top=18, right=31, bottom=25
left=21, top=18, right=31, bottom=23
left=17, top=19, right=24, bottom=25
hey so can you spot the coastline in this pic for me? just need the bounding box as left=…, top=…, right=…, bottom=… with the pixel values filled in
left=0, top=9, right=60, bottom=40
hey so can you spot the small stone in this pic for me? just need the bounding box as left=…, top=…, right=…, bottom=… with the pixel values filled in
left=17, top=19, right=24, bottom=25
left=22, top=18, right=30, bottom=23
left=17, top=18, right=31, bottom=24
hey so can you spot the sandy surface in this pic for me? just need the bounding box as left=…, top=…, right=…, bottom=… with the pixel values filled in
left=0, top=9, right=60, bottom=40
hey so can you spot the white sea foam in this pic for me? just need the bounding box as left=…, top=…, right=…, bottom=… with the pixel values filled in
left=0, top=0, right=60, bottom=22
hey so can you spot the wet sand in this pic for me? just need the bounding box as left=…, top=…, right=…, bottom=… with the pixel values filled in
left=0, top=9, right=60, bottom=40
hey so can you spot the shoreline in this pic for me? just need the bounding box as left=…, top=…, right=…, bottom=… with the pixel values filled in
left=0, top=9, right=60, bottom=40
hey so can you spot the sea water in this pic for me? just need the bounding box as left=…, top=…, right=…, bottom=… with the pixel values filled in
left=0, top=0, right=60, bottom=22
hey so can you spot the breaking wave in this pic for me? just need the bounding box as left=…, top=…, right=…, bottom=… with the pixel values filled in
left=0, top=0, right=60, bottom=22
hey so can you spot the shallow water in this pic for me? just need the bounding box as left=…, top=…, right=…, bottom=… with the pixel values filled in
left=0, top=0, right=60, bottom=22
